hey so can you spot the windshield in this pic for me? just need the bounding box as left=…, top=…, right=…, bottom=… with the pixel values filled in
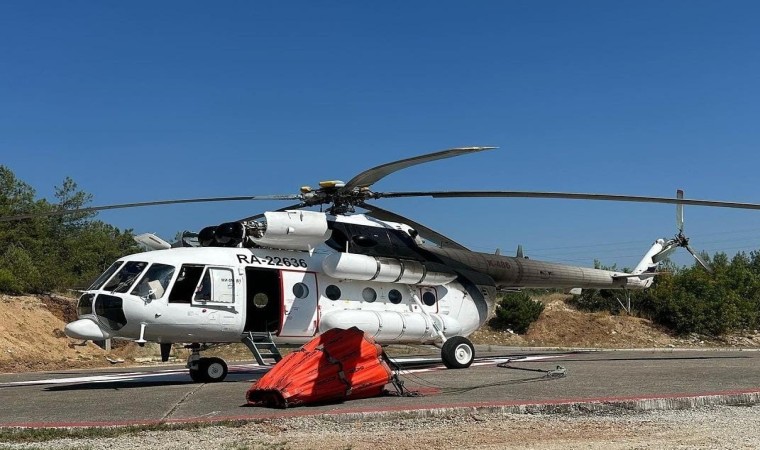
left=88, top=261, right=124, bottom=290
left=131, top=263, right=175, bottom=299
left=102, top=261, right=148, bottom=293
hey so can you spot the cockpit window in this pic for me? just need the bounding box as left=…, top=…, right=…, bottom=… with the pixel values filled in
left=88, top=261, right=124, bottom=290
left=130, top=263, right=175, bottom=299
left=102, top=261, right=148, bottom=293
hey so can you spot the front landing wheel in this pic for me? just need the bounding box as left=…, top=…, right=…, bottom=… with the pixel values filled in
left=441, top=336, right=475, bottom=369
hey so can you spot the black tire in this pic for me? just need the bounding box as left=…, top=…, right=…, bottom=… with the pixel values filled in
left=441, top=336, right=475, bottom=369
left=189, top=367, right=207, bottom=383
left=202, top=357, right=228, bottom=382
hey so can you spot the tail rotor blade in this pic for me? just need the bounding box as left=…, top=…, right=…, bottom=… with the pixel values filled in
left=685, top=244, right=714, bottom=274
left=676, top=189, right=685, bottom=233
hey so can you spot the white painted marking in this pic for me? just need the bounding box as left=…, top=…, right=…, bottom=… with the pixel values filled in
left=0, top=355, right=571, bottom=387
left=0, top=364, right=266, bottom=387
left=393, top=354, right=570, bottom=374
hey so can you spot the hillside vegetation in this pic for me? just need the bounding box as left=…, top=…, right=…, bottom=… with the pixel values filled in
left=0, top=166, right=139, bottom=294
left=570, top=253, right=760, bottom=336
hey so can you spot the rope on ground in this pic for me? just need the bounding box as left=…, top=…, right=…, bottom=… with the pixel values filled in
left=383, top=355, right=567, bottom=398
left=497, top=358, right=567, bottom=378
left=384, top=355, right=426, bottom=397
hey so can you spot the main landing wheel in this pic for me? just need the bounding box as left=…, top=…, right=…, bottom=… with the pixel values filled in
left=441, top=336, right=475, bottom=369
left=189, top=357, right=229, bottom=383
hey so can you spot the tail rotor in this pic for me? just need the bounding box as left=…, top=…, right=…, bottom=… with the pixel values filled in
left=654, top=189, right=713, bottom=274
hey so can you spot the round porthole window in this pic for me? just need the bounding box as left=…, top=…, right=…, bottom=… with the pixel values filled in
left=422, top=291, right=437, bottom=306
left=388, top=289, right=402, bottom=304
left=253, top=293, right=269, bottom=309
left=325, top=285, right=341, bottom=301
left=293, top=282, right=309, bottom=299
left=362, top=287, right=377, bottom=303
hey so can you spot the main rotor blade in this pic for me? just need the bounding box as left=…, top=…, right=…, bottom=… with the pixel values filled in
left=359, top=202, right=470, bottom=251
left=0, top=194, right=303, bottom=222
left=375, top=191, right=760, bottom=211
left=685, top=244, right=714, bottom=274
left=340, top=146, right=496, bottom=192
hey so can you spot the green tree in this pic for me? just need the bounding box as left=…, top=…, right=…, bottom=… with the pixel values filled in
left=489, top=291, right=545, bottom=334
left=0, top=166, right=140, bottom=294
left=580, top=250, right=760, bottom=336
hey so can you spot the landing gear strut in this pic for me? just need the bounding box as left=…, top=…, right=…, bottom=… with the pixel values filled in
left=186, top=344, right=229, bottom=383
left=441, top=336, right=475, bottom=369
left=411, top=293, right=476, bottom=370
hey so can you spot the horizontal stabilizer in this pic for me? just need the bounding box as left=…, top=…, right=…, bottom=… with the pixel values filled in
left=612, top=273, right=660, bottom=280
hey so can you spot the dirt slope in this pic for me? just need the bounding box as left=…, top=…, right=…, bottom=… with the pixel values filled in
left=0, top=294, right=117, bottom=373
left=2, top=293, right=759, bottom=374
left=472, top=293, right=760, bottom=348
left=471, top=293, right=678, bottom=348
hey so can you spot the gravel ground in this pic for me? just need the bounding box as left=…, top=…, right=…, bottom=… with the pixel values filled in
left=3, top=405, right=760, bottom=450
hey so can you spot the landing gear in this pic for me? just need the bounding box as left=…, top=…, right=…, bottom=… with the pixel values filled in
left=186, top=344, right=229, bottom=383
left=189, top=357, right=228, bottom=383
left=441, top=336, right=475, bottom=369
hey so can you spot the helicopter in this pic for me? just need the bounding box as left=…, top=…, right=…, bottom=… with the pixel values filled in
left=5, top=147, right=760, bottom=383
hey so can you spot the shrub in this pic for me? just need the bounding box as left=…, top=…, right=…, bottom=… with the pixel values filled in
left=489, top=291, right=545, bottom=334
left=0, top=246, right=42, bottom=293
left=0, top=268, right=22, bottom=294
left=568, top=289, right=622, bottom=313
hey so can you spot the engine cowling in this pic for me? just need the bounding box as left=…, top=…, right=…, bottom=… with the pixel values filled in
left=250, top=210, right=331, bottom=250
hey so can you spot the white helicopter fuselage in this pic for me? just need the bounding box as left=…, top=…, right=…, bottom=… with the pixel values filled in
left=66, top=245, right=482, bottom=346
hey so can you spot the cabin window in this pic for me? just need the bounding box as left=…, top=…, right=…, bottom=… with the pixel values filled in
left=325, top=285, right=341, bottom=301
left=94, top=294, right=127, bottom=330
left=194, top=267, right=235, bottom=303
left=293, top=282, right=309, bottom=299
left=77, top=293, right=95, bottom=316
left=194, top=270, right=212, bottom=301
left=362, top=287, right=377, bottom=303
left=169, top=265, right=205, bottom=303
left=253, top=292, right=269, bottom=308
left=388, top=289, right=402, bottom=304
left=102, top=261, right=148, bottom=293
left=422, top=290, right=437, bottom=306
left=131, top=263, right=175, bottom=299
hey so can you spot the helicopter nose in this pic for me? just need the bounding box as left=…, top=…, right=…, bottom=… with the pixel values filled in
left=65, top=318, right=112, bottom=340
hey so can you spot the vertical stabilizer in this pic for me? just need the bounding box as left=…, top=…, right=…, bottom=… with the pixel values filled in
left=629, top=238, right=674, bottom=288
left=633, top=238, right=669, bottom=275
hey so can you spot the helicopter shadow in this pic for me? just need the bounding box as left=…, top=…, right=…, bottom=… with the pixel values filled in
left=42, top=371, right=264, bottom=391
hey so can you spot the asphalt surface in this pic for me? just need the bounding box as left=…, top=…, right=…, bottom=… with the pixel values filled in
left=2, top=347, right=760, bottom=427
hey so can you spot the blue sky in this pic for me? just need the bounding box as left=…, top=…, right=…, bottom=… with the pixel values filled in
left=2, top=1, right=760, bottom=269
